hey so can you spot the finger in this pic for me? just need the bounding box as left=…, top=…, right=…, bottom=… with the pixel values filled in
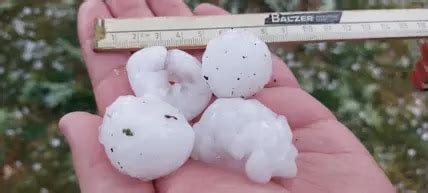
left=193, top=3, right=228, bottom=15
left=193, top=3, right=300, bottom=88
left=147, top=0, right=193, bottom=16
left=266, top=55, right=300, bottom=88
left=78, top=0, right=133, bottom=114
left=253, top=87, right=336, bottom=128
left=59, top=112, right=154, bottom=193
left=156, top=160, right=289, bottom=193
left=105, top=0, right=153, bottom=18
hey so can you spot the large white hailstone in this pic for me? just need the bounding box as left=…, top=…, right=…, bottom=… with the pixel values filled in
left=99, top=95, right=194, bottom=180
left=126, top=46, right=212, bottom=121
left=192, top=98, right=298, bottom=184
left=201, top=30, right=272, bottom=98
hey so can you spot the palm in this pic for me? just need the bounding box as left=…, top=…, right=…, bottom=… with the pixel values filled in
left=60, top=0, right=394, bottom=193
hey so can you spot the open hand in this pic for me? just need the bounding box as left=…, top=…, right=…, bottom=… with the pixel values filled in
left=59, top=1, right=395, bottom=192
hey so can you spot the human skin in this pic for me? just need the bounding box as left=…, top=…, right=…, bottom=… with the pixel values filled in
left=58, top=0, right=396, bottom=193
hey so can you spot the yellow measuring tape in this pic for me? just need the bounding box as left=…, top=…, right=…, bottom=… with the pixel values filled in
left=94, top=9, right=428, bottom=51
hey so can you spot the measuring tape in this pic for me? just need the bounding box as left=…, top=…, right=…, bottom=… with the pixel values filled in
left=94, top=9, right=428, bottom=50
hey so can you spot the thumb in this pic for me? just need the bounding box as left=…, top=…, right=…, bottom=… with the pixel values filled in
left=59, top=112, right=154, bottom=193
left=59, top=112, right=104, bottom=174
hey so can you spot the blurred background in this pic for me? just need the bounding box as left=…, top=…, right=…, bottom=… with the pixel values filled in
left=1, top=0, right=427, bottom=192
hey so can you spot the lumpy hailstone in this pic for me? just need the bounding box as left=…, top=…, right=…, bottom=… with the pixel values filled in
left=192, top=98, right=298, bottom=183
left=202, top=30, right=272, bottom=98
left=126, top=46, right=212, bottom=120
left=99, top=95, right=194, bottom=180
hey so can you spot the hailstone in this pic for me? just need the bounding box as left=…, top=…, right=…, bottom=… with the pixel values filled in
left=191, top=98, right=298, bottom=184
left=126, top=46, right=212, bottom=121
left=99, top=95, right=194, bottom=180
left=201, top=29, right=272, bottom=98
